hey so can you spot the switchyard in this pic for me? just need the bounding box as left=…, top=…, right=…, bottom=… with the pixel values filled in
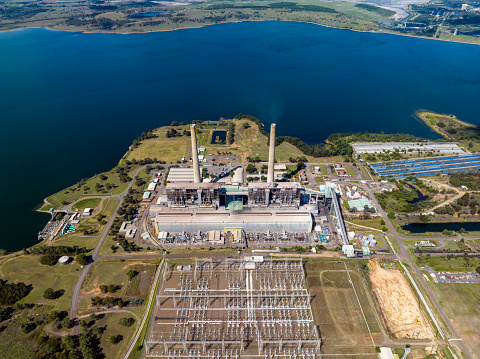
left=146, top=257, right=321, bottom=358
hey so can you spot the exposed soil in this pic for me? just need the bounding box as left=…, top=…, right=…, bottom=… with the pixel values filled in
left=368, top=260, right=434, bottom=340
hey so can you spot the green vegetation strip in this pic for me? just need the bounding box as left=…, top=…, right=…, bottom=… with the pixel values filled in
left=125, top=258, right=165, bottom=359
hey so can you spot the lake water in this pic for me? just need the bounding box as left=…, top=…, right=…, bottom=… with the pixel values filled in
left=403, top=222, right=480, bottom=233
left=2, top=22, right=480, bottom=251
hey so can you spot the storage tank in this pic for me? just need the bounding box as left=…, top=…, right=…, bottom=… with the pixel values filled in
left=59, top=256, right=70, bottom=266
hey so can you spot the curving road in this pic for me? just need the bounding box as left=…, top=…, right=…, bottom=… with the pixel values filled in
left=69, top=164, right=163, bottom=334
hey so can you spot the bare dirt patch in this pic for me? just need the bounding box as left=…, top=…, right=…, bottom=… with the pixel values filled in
left=369, top=260, right=433, bottom=340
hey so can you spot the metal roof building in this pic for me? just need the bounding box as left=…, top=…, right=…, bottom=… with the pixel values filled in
left=167, top=168, right=197, bottom=183
left=154, top=208, right=313, bottom=233
left=348, top=197, right=373, bottom=211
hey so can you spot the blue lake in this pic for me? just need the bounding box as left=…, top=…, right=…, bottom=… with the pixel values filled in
left=1, top=21, right=480, bottom=251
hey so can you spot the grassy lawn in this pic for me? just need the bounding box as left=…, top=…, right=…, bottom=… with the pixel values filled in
left=444, top=240, right=462, bottom=251
left=0, top=304, right=52, bottom=358
left=427, top=283, right=480, bottom=357
left=126, top=128, right=191, bottom=164
left=345, top=165, right=358, bottom=176
left=73, top=197, right=102, bottom=211
left=304, top=260, right=380, bottom=354
left=79, top=260, right=157, bottom=315
left=47, top=171, right=130, bottom=209
left=0, top=255, right=82, bottom=311
left=94, top=311, right=138, bottom=359
left=413, top=254, right=480, bottom=272
left=347, top=218, right=385, bottom=231
left=313, top=164, right=327, bottom=175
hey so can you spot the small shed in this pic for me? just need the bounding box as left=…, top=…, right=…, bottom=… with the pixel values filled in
left=82, top=208, right=93, bottom=216
left=147, top=183, right=157, bottom=191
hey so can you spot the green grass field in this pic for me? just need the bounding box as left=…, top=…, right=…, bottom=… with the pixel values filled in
left=47, top=171, right=130, bottom=209
left=0, top=304, right=52, bottom=358
left=304, top=260, right=380, bottom=355
left=125, top=127, right=191, bottom=164
left=94, top=311, right=138, bottom=359
left=0, top=255, right=82, bottom=311
left=79, top=260, right=157, bottom=315
left=413, top=253, right=480, bottom=271
left=347, top=218, right=385, bottom=231
left=73, top=197, right=101, bottom=211
left=345, top=165, right=358, bottom=176
left=427, top=282, right=480, bottom=357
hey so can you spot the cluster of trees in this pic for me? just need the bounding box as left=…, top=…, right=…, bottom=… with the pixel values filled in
left=113, top=165, right=132, bottom=184
left=119, top=317, right=135, bottom=327
left=100, top=284, right=121, bottom=293
left=0, top=279, right=32, bottom=306
left=234, top=114, right=268, bottom=136
left=289, top=156, right=308, bottom=163
left=91, top=296, right=126, bottom=308
left=435, top=192, right=480, bottom=216
left=227, top=122, right=235, bottom=144
left=449, top=171, right=480, bottom=190
left=48, top=310, right=72, bottom=330
left=118, top=237, right=141, bottom=252
left=43, top=288, right=64, bottom=300
left=26, top=245, right=89, bottom=266
left=246, top=155, right=262, bottom=163
left=375, top=179, right=435, bottom=213
left=128, top=269, right=139, bottom=281
left=347, top=131, right=424, bottom=143
left=246, top=164, right=258, bottom=174
left=165, top=128, right=184, bottom=138
left=0, top=3, right=46, bottom=20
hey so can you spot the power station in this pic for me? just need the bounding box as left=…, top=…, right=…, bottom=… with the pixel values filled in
left=147, top=122, right=349, bottom=251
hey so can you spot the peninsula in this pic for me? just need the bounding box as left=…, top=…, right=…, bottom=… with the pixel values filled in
left=0, top=113, right=479, bottom=359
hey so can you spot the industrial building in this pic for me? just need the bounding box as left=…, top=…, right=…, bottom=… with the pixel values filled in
left=149, top=122, right=353, bottom=254
left=166, top=183, right=220, bottom=208
left=146, top=257, right=321, bottom=358
left=352, top=142, right=465, bottom=155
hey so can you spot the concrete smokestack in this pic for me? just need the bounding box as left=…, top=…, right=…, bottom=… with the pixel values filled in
left=267, top=123, right=276, bottom=183
left=190, top=124, right=202, bottom=183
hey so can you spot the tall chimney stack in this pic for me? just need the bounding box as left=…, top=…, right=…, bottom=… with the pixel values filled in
left=190, top=124, right=202, bottom=183
left=267, top=123, right=276, bottom=183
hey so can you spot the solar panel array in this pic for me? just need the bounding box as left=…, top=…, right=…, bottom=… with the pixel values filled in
left=370, top=153, right=480, bottom=178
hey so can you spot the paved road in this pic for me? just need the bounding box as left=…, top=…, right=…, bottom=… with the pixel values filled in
left=69, top=164, right=157, bottom=334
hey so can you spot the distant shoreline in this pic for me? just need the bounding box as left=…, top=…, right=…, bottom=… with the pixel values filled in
left=2, top=19, right=480, bottom=47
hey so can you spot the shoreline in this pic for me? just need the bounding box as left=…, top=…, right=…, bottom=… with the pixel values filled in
left=2, top=19, right=480, bottom=47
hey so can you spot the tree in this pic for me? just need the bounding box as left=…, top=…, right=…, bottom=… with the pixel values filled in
left=79, top=319, right=88, bottom=329
left=127, top=269, right=139, bottom=281
left=108, top=334, right=123, bottom=344
left=246, top=164, right=257, bottom=174
left=119, top=317, right=135, bottom=327
left=387, top=211, right=395, bottom=220
left=170, top=121, right=178, bottom=126
left=419, top=214, right=430, bottom=223
left=21, top=322, right=36, bottom=333
left=296, top=161, right=306, bottom=171
left=76, top=253, right=89, bottom=265
left=43, top=288, right=57, bottom=300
